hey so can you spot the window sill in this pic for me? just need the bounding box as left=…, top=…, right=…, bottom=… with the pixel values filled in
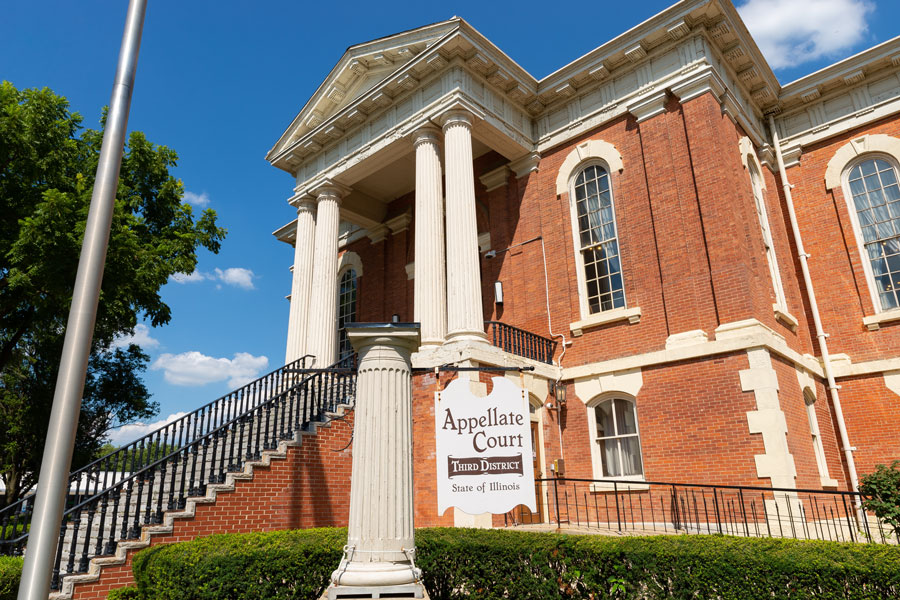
left=589, top=480, right=649, bottom=492
left=863, top=309, right=900, bottom=331
left=570, top=306, right=641, bottom=337
left=773, top=304, right=798, bottom=331
left=820, top=476, right=839, bottom=489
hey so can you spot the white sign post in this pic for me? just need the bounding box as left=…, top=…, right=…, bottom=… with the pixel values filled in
left=435, top=376, right=535, bottom=515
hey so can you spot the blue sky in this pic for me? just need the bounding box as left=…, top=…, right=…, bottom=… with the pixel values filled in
left=2, top=0, right=897, bottom=443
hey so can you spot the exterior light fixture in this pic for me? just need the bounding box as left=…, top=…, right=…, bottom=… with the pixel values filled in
left=553, top=381, right=567, bottom=404
left=392, top=314, right=400, bottom=323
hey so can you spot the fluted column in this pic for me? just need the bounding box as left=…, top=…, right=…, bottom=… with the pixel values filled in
left=329, top=323, right=422, bottom=592
left=306, top=185, right=343, bottom=367
left=442, top=110, right=486, bottom=342
left=285, top=196, right=316, bottom=364
left=413, top=126, right=447, bottom=346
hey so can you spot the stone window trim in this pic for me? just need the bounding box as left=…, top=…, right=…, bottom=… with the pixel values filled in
left=336, top=252, right=362, bottom=361
left=825, top=134, right=900, bottom=328
left=803, top=387, right=839, bottom=489
left=556, top=139, right=641, bottom=329
left=585, top=393, right=646, bottom=490
left=739, top=137, right=797, bottom=330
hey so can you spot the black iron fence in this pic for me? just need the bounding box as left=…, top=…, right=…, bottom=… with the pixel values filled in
left=506, top=477, right=896, bottom=545
left=0, top=356, right=357, bottom=590
left=485, top=321, right=556, bottom=364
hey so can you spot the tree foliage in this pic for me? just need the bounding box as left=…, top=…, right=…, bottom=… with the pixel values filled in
left=859, top=460, right=900, bottom=539
left=0, top=81, right=226, bottom=507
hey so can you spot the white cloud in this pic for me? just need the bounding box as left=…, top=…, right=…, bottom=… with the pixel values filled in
left=169, top=268, right=256, bottom=289
left=111, top=324, right=160, bottom=349
left=107, top=411, right=187, bottom=446
left=738, top=0, right=874, bottom=70
left=214, top=267, right=255, bottom=290
left=183, top=190, right=210, bottom=207
left=152, top=351, right=269, bottom=388
left=170, top=270, right=208, bottom=284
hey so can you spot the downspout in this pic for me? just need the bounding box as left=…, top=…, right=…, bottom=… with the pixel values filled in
left=767, top=114, right=860, bottom=497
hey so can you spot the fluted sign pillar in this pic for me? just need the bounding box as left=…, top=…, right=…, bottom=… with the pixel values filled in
left=327, top=323, right=424, bottom=599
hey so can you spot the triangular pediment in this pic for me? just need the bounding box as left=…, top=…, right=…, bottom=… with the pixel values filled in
left=267, top=19, right=461, bottom=161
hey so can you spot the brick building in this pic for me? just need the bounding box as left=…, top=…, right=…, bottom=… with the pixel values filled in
left=25, top=1, right=900, bottom=597
left=268, top=0, right=900, bottom=527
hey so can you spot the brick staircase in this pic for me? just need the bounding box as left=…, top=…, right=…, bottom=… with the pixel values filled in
left=0, top=357, right=356, bottom=599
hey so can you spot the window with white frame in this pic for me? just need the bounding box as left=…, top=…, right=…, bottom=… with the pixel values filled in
left=336, top=268, right=357, bottom=360
left=803, top=389, right=832, bottom=483
left=748, top=162, right=787, bottom=309
left=590, top=397, right=643, bottom=478
left=844, top=156, right=900, bottom=311
left=572, top=164, right=625, bottom=314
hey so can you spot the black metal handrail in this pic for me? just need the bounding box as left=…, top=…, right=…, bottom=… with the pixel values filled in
left=485, top=321, right=556, bottom=365
left=0, top=356, right=356, bottom=590
left=506, top=477, right=895, bottom=545
left=0, top=354, right=315, bottom=524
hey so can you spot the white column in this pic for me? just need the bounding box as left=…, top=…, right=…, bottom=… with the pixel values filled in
left=442, top=110, right=486, bottom=342
left=285, top=196, right=316, bottom=364
left=329, top=324, right=423, bottom=594
left=413, top=126, right=447, bottom=346
left=306, top=185, right=343, bottom=367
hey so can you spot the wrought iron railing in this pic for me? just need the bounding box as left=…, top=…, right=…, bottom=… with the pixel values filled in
left=485, top=321, right=556, bottom=364
left=0, top=355, right=357, bottom=590
left=506, top=477, right=896, bottom=545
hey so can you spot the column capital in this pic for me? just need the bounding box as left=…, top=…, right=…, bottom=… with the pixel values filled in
left=288, top=193, right=316, bottom=212
left=411, top=124, right=442, bottom=148
left=440, top=109, right=474, bottom=131
left=347, top=323, right=422, bottom=356
left=312, top=179, right=351, bottom=203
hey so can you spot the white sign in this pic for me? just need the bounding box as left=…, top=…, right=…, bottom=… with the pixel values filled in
left=435, top=376, right=536, bottom=515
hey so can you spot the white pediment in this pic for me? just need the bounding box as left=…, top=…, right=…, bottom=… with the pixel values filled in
left=267, top=19, right=461, bottom=161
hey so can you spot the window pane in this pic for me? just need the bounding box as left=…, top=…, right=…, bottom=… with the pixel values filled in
left=881, top=168, right=898, bottom=186
left=849, top=177, right=866, bottom=197
left=595, top=402, right=614, bottom=438
left=861, top=160, right=877, bottom=176
left=614, top=399, right=637, bottom=435
left=600, top=439, right=621, bottom=477
left=337, top=269, right=358, bottom=360
left=620, top=436, right=643, bottom=477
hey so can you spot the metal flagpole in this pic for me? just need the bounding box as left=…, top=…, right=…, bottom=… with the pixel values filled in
left=17, top=1, right=148, bottom=598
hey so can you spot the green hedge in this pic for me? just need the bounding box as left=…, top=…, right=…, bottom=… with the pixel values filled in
left=132, top=528, right=345, bottom=600
left=0, top=556, right=23, bottom=600
left=128, top=528, right=900, bottom=600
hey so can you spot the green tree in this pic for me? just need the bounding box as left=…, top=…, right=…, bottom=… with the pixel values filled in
left=0, top=81, right=226, bottom=508
left=859, top=460, right=900, bottom=539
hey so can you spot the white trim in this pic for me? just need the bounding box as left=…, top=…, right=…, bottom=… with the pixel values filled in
left=337, top=250, right=364, bottom=278
left=570, top=306, right=641, bottom=336
left=863, top=308, right=900, bottom=330
left=824, top=135, right=900, bottom=190
left=555, top=140, right=623, bottom=196
left=836, top=149, right=900, bottom=315
left=562, top=154, right=630, bottom=321
left=583, top=393, right=645, bottom=482
left=796, top=369, right=835, bottom=487
left=740, top=136, right=790, bottom=317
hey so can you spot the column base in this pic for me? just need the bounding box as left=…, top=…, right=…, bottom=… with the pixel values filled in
left=444, top=329, right=488, bottom=344
left=330, top=560, right=420, bottom=588
left=325, top=583, right=427, bottom=599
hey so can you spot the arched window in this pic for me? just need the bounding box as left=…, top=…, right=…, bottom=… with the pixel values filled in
left=844, top=156, right=900, bottom=311
left=336, top=268, right=357, bottom=360
left=803, top=388, right=833, bottom=485
left=748, top=161, right=787, bottom=309
left=573, top=164, right=625, bottom=314
left=590, top=397, right=643, bottom=478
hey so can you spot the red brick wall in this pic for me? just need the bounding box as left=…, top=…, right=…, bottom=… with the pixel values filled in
left=69, top=417, right=354, bottom=599
left=785, top=115, right=900, bottom=360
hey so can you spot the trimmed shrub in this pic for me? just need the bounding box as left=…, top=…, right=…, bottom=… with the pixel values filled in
left=0, top=556, right=23, bottom=600
left=107, top=586, right=139, bottom=600
left=416, top=528, right=900, bottom=599
left=132, top=528, right=344, bottom=600
left=129, top=527, right=900, bottom=600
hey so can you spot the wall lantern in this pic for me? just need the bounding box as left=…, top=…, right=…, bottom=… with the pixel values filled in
left=553, top=381, right=567, bottom=404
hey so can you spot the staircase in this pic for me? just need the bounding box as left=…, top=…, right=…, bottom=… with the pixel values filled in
left=0, top=355, right=357, bottom=598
